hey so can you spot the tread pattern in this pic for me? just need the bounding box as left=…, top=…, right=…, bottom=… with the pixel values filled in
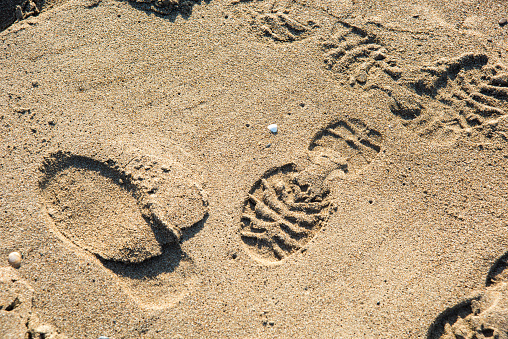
left=240, top=118, right=383, bottom=264
left=240, top=164, right=331, bottom=263
left=309, top=118, right=383, bottom=175
left=410, top=53, right=508, bottom=129
left=233, top=0, right=335, bottom=43
left=254, top=11, right=314, bottom=42
left=321, top=22, right=402, bottom=86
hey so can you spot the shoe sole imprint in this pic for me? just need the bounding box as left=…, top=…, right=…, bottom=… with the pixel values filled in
left=38, top=148, right=208, bottom=309
left=240, top=117, right=383, bottom=264
left=409, top=53, right=508, bottom=129
left=320, top=21, right=508, bottom=142
left=240, top=164, right=332, bottom=263
left=308, top=117, right=383, bottom=175
left=321, top=21, right=402, bottom=86
left=232, top=0, right=337, bottom=43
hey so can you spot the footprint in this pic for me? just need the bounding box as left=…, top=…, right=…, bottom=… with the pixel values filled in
left=428, top=252, right=508, bottom=339
left=240, top=164, right=332, bottom=263
left=233, top=0, right=336, bottom=43
left=38, top=147, right=208, bottom=309
left=321, top=21, right=402, bottom=86
left=253, top=11, right=314, bottom=42
left=307, top=117, right=383, bottom=176
left=0, top=267, right=67, bottom=338
left=409, top=53, right=508, bottom=129
left=381, top=53, right=508, bottom=143
left=319, top=22, right=425, bottom=121
left=240, top=118, right=383, bottom=264
left=320, top=20, right=508, bottom=143
left=359, top=51, right=508, bottom=143
left=126, top=0, right=200, bottom=16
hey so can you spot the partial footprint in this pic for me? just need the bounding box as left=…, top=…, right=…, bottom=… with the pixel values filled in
left=0, top=267, right=67, bottom=338
left=409, top=53, right=508, bottom=130
left=233, top=0, right=336, bottom=43
left=240, top=118, right=383, bottom=264
left=126, top=0, right=200, bottom=16
left=321, top=21, right=402, bottom=86
left=362, top=52, right=508, bottom=143
left=307, top=117, right=383, bottom=176
left=38, top=146, right=208, bottom=309
left=253, top=11, right=314, bottom=42
left=428, top=252, right=508, bottom=339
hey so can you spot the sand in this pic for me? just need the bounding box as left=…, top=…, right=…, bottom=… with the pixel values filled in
left=1, top=0, right=508, bottom=337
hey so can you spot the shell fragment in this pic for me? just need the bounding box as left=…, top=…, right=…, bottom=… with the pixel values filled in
left=267, top=124, right=278, bottom=133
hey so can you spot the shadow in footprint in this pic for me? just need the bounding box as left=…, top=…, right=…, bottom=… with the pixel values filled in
left=122, top=0, right=211, bottom=21
left=100, top=217, right=206, bottom=309
left=426, top=298, right=480, bottom=339
left=38, top=150, right=208, bottom=309
left=100, top=216, right=206, bottom=280
left=486, top=251, right=508, bottom=287
left=427, top=250, right=508, bottom=339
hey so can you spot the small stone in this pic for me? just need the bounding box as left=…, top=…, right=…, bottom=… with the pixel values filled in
left=8, top=252, right=22, bottom=268
left=372, top=51, right=386, bottom=60
left=356, top=70, right=368, bottom=83
left=499, top=18, right=507, bottom=26
left=267, top=124, right=278, bottom=133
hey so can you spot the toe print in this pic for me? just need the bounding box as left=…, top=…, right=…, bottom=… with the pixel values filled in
left=308, top=118, right=383, bottom=176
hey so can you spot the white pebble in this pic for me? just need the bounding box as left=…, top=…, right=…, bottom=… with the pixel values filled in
left=8, top=252, right=22, bottom=268
left=267, top=124, right=278, bottom=133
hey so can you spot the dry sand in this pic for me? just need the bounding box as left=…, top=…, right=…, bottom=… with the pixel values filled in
left=1, top=0, right=508, bottom=337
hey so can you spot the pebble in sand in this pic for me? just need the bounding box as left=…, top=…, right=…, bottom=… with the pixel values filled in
left=267, top=124, right=278, bottom=133
left=8, top=251, right=22, bottom=268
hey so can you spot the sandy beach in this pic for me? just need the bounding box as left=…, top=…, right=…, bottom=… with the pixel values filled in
left=1, top=0, right=508, bottom=337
